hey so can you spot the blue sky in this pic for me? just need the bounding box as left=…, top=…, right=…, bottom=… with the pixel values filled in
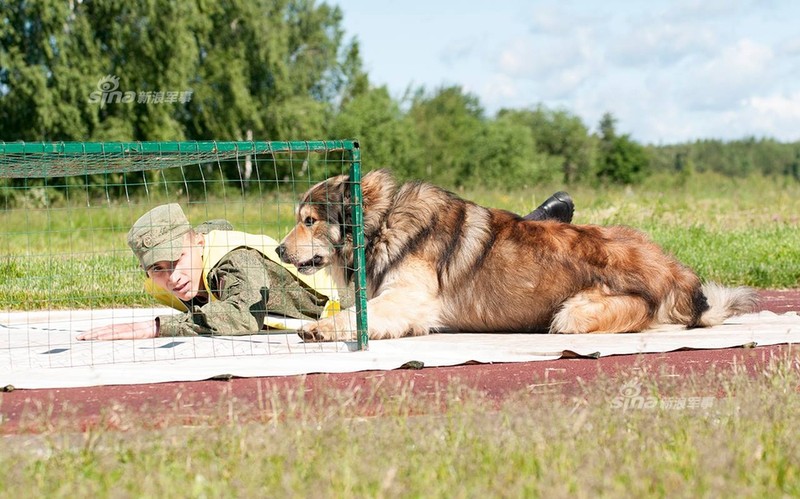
left=334, top=0, right=800, bottom=144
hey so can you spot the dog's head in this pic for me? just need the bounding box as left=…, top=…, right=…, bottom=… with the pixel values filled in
left=276, top=169, right=397, bottom=279
left=276, top=174, right=349, bottom=275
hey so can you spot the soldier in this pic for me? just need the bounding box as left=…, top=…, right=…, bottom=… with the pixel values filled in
left=76, top=203, right=343, bottom=340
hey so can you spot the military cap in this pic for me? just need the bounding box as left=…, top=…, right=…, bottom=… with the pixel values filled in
left=127, top=203, right=192, bottom=269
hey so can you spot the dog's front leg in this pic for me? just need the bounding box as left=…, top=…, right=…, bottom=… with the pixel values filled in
left=299, top=277, right=442, bottom=342
left=362, top=287, right=442, bottom=339
left=298, top=307, right=358, bottom=342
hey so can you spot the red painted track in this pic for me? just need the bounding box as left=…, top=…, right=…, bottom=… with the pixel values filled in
left=2, top=290, right=798, bottom=434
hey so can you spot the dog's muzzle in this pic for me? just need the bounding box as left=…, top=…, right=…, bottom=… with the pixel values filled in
left=296, top=255, right=326, bottom=274
left=276, top=245, right=326, bottom=274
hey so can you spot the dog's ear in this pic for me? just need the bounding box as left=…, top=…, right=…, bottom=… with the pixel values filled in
left=298, top=174, right=347, bottom=229
left=311, top=169, right=396, bottom=237
left=319, top=174, right=353, bottom=229
left=303, top=174, right=348, bottom=207
left=337, top=174, right=353, bottom=229
left=360, top=169, right=396, bottom=232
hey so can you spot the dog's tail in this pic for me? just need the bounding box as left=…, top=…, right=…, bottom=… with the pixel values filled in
left=695, top=283, right=759, bottom=327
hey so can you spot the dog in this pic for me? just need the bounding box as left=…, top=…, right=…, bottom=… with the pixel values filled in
left=276, top=169, right=758, bottom=341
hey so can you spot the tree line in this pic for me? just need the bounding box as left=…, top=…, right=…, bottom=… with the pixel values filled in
left=2, top=0, right=799, bottom=191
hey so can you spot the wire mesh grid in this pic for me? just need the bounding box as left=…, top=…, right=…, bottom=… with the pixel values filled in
left=0, top=140, right=367, bottom=370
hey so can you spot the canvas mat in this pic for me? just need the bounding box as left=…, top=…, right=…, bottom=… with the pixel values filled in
left=2, top=307, right=799, bottom=389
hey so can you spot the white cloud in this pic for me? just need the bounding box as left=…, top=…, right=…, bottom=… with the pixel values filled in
left=748, top=92, right=800, bottom=118
left=680, top=38, right=774, bottom=111
left=707, top=38, right=773, bottom=76
left=440, top=36, right=483, bottom=68
left=528, top=3, right=593, bottom=35
left=481, top=74, right=522, bottom=107
left=779, top=35, right=800, bottom=56
left=337, top=0, right=800, bottom=143
left=743, top=92, right=800, bottom=141
left=608, top=22, right=717, bottom=67
left=497, top=35, right=588, bottom=78
left=659, top=0, right=748, bottom=23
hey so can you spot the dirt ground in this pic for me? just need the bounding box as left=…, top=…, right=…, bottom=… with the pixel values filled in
left=2, top=289, right=798, bottom=434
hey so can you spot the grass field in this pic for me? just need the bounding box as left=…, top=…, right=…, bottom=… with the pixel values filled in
left=1, top=172, right=800, bottom=310
left=2, top=172, right=800, bottom=495
left=2, top=352, right=799, bottom=496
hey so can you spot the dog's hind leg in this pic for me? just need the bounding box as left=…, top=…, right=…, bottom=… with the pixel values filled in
left=550, top=287, right=654, bottom=334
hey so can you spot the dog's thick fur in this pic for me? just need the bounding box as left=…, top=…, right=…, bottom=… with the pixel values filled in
left=276, top=169, right=758, bottom=341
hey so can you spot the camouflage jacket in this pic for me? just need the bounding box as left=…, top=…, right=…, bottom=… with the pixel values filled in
left=157, top=247, right=352, bottom=337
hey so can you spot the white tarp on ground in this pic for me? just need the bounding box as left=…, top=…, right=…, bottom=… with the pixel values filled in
left=1, top=307, right=799, bottom=389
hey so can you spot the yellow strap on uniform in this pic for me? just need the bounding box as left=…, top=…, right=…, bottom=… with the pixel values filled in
left=144, top=277, right=189, bottom=312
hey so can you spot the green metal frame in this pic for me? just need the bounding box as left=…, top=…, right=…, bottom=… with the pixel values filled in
left=346, top=143, right=369, bottom=350
left=0, top=140, right=358, bottom=177
left=0, top=139, right=352, bottom=155
left=0, top=140, right=370, bottom=350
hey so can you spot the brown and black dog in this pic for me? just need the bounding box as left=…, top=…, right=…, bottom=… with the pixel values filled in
left=276, top=169, right=758, bottom=341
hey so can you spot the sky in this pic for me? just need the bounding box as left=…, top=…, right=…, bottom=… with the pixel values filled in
left=334, top=0, right=800, bottom=145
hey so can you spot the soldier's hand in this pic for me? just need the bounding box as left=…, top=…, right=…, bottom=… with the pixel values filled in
left=76, top=320, right=157, bottom=341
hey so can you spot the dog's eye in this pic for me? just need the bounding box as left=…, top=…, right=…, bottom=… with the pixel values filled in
left=303, top=216, right=315, bottom=227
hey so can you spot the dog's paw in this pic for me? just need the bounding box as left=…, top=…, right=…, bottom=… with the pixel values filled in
left=298, top=319, right=355, bottom=342
left=297, top=323, right=326, bottom=342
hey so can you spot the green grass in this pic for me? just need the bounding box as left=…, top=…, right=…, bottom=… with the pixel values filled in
left=2, top=352, right=799, bottom=496
left=0, top=193, right=300, bottom=310
left=1, top=172, right=799, bottom=496
left=1, top=172, right=799, bottom=310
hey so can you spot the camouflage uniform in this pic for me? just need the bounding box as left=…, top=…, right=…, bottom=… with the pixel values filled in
left=156, top=247, right=338, bottom=336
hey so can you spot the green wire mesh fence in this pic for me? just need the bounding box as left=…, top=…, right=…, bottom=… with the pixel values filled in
left=0, top=140, right=369, bottom=370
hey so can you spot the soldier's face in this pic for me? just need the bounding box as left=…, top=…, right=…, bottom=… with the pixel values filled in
left=147, top=233, right=205, bottom=301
